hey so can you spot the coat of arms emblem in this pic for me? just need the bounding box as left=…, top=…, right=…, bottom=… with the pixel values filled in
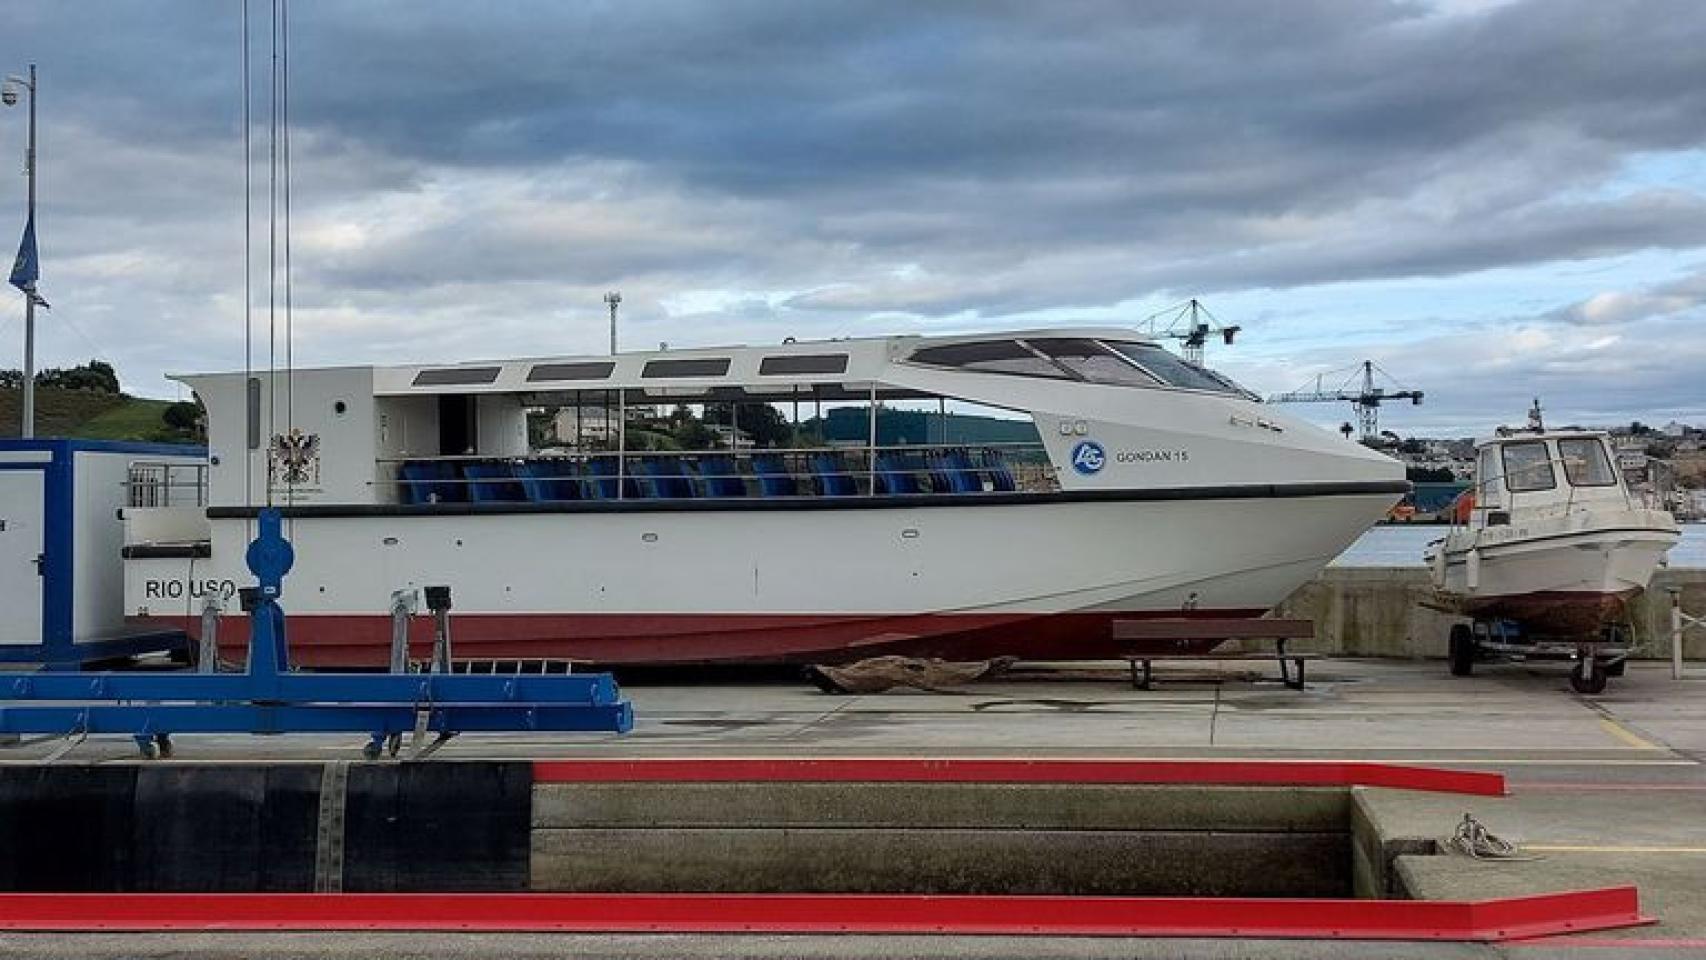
left=269, top=428, right=322, bottom=486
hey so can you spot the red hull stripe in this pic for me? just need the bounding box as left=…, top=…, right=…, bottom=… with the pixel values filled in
left=0, top=888, right=1647, bottom=940
left=136, top=608, right=1262, bottom=667
left=531, top=758, right=1507, bottom=796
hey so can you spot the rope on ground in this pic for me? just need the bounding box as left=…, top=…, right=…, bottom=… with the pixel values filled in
left=1445, top=812, right=1542, bottom=861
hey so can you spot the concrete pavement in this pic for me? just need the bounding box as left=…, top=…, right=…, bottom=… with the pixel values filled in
left=2, top=657, right=1704, bottom=958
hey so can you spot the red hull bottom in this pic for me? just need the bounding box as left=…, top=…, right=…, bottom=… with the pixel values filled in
left=1458, top=589, right=1640, bottom=638
left=135, top=609, right=1262, bottom=668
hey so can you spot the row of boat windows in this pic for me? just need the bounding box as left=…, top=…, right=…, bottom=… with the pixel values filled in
left=906, top=339, right=1248, bottom=395
left=1494, top=438, right=1618, bottom=494
left=411, top=354, right=851, bottom=387
left=407, top=338, right=1244, bottom=395
left=395, top=449, right=1021, bottom=505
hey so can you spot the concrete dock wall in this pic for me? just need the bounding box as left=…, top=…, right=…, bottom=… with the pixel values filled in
left=531, top=782, right=1352, bottom=897
left=0, top=766, right=1362, bottom=899
left=1266, top=567, right=1706, bottom=660
left=0, top=763, right=532, bottom=892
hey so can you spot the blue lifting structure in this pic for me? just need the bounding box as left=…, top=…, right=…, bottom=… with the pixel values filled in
left=0, top=509, right=633, bottom=758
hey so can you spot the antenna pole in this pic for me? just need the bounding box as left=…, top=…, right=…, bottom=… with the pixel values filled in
left=604, top=291, right=621, bottom=355
left=19, top=65, right=36, bottom=438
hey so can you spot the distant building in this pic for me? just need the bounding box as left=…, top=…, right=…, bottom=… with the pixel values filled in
left=1613, top=436, right=1649, bottom=470
left=552, top=406, right=616, bottom=445
left=707, top=424, right=753, bottom=450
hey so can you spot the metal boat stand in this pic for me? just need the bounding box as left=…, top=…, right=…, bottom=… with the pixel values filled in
left=1669, top=588, right=1704, bottom=681
left=0, top=509, right=633, bottom=758
left=1451, top=617, right=1632, bottom=695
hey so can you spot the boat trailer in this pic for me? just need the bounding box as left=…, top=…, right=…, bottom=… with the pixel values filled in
left=1448, top=617, right=1631, bottom=695
left=0, top=510, right=633, bottom=758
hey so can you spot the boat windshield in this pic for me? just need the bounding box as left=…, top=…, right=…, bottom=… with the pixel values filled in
left=905, top=340, right=1073, bottom=380
left=906, top=337, right=1249, bottom=396
left=1501, top=440, right=1556, bottom=492
left=1103, top=341, right=1249, bottom=395
left=1025, top=338, right=1160, bottom=387
left=1558, top=437, right=1617, bottom=487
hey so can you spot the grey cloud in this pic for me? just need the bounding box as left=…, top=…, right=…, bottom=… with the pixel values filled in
left=1226, top=302, right=1706, bottom=435
left=1543, top=268, right=1706, bottom=326
left=0, top=1, right=1705, bottom=401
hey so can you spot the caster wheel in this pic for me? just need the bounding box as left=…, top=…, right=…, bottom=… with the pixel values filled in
left=1449, top=624, right=1475, bottom=677
left=1571, top=660, right=1607, bottom=695
left=385, top=733, right=403, bottom=758
left=362, top=740, right=383, bottom=761
left=154, top=734, right=174, bottom=759
left=138, top=741, right=160, bottom=760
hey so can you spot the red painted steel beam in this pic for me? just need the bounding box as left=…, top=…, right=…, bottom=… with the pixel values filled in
left=531, top=758, right=1506, bottom=796
left=0, top=888, right=1647, bottom=941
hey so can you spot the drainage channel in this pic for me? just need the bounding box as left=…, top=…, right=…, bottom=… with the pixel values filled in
left=0, top=759, right=1649, bottom=941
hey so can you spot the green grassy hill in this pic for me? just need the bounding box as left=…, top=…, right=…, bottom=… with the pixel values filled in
left=0, top=388, right=188, bottom=443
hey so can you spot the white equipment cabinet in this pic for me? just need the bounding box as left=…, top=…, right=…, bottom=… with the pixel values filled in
left=0, top=439, right=204, bottom=668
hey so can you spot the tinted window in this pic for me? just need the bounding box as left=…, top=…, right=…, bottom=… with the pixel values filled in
left=759, top=354, right=849, bottom=375
left=527, top=361, right=616, bottom=382
left=642, top=357, right=732, bottom=378
left=1103, top=342, right=1240, bottom=394
left=1558, top=437, right=1616, bottom=487
left=1025, top=338, right=1159, bottom=387
left=413, top=366, right=501, bottom=386
left=907, top=340, right=1071, bottom=379
left=1474, top=446, right=1503, bottom=508
left=1502, top=441, right=1556, bottom=492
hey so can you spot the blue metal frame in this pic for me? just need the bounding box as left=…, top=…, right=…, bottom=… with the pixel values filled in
left=0, top=437, right=208, bottom=458
left=0, top=508, right=634, bottom=755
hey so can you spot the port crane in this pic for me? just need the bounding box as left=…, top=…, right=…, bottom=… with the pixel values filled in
left=1144, top=299, right=1240, bottom=365
left=1270, top=360, right=1423, bottom=443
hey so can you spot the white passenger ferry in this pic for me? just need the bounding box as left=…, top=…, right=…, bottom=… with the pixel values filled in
left=120, top=329, right=1406, bottom=666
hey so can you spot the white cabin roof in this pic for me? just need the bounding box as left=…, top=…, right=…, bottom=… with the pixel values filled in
left=172, top=327, right=1159, bottom=397
left=1475, top=428, right=1611, bottom=451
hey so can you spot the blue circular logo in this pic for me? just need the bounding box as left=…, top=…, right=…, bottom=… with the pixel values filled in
left=1070, top=440, right=1106, bottom=476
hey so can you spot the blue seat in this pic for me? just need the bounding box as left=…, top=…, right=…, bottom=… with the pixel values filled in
left=398, top=461, right=432, bottom=504
left=751, top=454, right=798, bottom=497
left=516, top=459, right=580, bottom=502
left=580, top=457, right=641, bottom=500
left=399, top=460, right=465, bottom=504
left=636, top=457, right=695, bottom=499
left=982, top=450, right=1017, bottom=492
left=698, top=456, right=747, bottom=498
left=874, top=453, right=924, bottom=495
left=811, top=453, right=858, bottom=496
left=930, top=449, right=982, bottom=494
left=464, top=461, right=526, bottom=502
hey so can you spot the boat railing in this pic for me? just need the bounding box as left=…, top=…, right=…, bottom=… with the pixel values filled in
left=375, top=442, right=1056, bottom=504
left=126, top=461, right=209, bottom=508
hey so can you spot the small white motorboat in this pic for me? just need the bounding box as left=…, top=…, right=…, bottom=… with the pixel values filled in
left=1425, top=402, right=1679, bottom=692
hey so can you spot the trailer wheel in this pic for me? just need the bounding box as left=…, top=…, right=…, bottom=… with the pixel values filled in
left=1449, top=624, right=1475, bottom=677
left=1570, top=658, right=1607, bottom=695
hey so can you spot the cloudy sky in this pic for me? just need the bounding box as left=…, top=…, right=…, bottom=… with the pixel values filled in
left=1, top=0, right=1704, bottom=435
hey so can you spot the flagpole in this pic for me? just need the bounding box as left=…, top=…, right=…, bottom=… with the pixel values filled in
left=21, top=63, right=34, bottom=438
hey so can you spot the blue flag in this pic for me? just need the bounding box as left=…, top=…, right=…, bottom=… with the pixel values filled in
left=10, top=215, right=38, bottom=292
